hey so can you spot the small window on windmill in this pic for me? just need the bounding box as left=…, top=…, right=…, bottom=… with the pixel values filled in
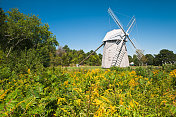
left=108, top=49, right=111, bottom=61
left=125, top=45, right=127, bottom=51
left=116, top=39, right=121, bottom=45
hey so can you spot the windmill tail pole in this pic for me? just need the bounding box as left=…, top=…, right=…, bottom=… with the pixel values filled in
left=77, top=43, right=104, bottom=67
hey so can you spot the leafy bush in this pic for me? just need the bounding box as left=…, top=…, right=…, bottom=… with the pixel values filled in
left=2, top=49, right=44, bottom=74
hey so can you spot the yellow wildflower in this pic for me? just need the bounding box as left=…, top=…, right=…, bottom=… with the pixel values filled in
left=94, top=99, right=102, bottom=105
left=16, top=100, right=25, bottom=107
left=0, top=89, right=9, bottom=101
left=152, top=70, right=159, bottom=76
left=110, top=105, right=117, bottom=114
left=130, top=71, right=136, bottom=76
left=169, top=69, right=176, bottom=77
left=147, top=81, right=151, bottom=85
left=64, top=81, right=68, bottom=85
left=119, top=98, right=123, bottom=105
left=27, top=69, right=31, bottom=74
left=173, top=101, right=176, bottom=106
left=129, top=78, right=138, bottom=87
left=134, top=100, right=139, bottom=106
left=160, top=100, right=167, bottom=105
left=57, top=97, right=66, bottom=105
left=101, top=96, right=110, bottom=103
left=129, top=100, right=134, bottom=108
left=75, top=99, right=81, bottom=106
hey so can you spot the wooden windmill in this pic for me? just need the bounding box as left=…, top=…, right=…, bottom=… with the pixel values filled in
left=78, top=8, right=143, bottom=68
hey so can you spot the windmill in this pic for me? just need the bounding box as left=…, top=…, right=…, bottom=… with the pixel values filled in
left=78, top=8, right=143, bottom=68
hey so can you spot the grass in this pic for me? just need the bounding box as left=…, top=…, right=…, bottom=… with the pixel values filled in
left=64, top=66, right=102, bottom=70
left=64, top=65, right=160, bottom=71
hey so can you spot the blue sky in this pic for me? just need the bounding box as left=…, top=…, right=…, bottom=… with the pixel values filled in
left=1, top=0, right=176, bottom=56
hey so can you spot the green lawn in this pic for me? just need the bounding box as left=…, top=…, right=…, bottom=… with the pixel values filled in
left=63, top=65, right=160, bottom=71
left=63, top=66, right=102, bottom=70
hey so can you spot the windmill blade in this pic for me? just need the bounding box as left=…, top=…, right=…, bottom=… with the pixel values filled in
left=78, top=43, right=104, bottom=66
left=127, top=36, right=144, bottom=60
left=108, top=8, right=144, bottom=62
left=127, top=16, right=135, bottom=28
left=136, top=49, right=144, bottom=60
left=108, top=8, right=126, bottom=35
left=126, top=17, right=136, bottom=34
left=127, top=36, right=137, bottom=49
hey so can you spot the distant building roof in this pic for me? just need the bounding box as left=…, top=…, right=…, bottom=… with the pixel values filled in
left=130, top=62, right=134, bottom=65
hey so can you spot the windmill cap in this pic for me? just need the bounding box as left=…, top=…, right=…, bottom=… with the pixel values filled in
left=103, top=29, right=125, bottom=42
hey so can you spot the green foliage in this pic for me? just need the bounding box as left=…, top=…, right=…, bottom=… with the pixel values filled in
left=54, top=46, right=102, bottom=66
left=85, top=50, right=101, bottom=66
left=110, top=66, right=132, bottom=72
left=132, top=54, right=140, bottom=66
left=0, top=8, right=58, bottom=73
left=1, top=65, right=176, bottom=116
left=0, top=8, right=58, bottom=57
left=154, top=49, right=176, bottom=66
left=0, top=67, right=67, bottom=116
left=145, top=54, right=154, bottom=65
left=0, top=8, right=6, bottom=42
left=128, top=55, right=133, bottom=63
left=162, top=64, right=176, bottom=72
left=130, top=49, right=176, bottom=66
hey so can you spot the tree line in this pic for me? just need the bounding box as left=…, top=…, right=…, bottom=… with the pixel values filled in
left=128, top=49, right=176, bottom=66
left=53, top=45, right=102, bottom=66
left=54, top=46, right=176, bottom=67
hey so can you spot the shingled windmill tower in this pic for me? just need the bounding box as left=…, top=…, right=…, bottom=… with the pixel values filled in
left=102, top=29, right=129, bottom=68
left=102, top=8, right=140, bottom=68
left=78, top=8, right=143, bottom=68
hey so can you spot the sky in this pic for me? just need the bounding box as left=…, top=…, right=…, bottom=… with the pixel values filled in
left=1, top=0, right=176, bottom=56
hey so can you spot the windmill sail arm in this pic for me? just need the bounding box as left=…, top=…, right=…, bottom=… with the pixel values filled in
left=78, top=43, right=104, bottom=66
left=108, top=8, right=126, bottom=34
left=126, top=17, right=136, bottom=34
left=128, top=36, right=144, bottom=60
left=127, top=36, right=136, bottom=49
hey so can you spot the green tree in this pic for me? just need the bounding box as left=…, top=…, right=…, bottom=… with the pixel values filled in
left=84, top=50, right=101, bottom=66
left=98, top=53, right=102, bottom=61
left=0, top=8, right=7, bottom=50
left=55, top=45, right=102, bottom=66
left=141, top=55, right=147, bottom=66
left=0, top=8, right=58, bottom=57
left=154, top=49, right=176, bottom=65
left=128, top=55, right=133, bottom=63
left=133, top=54, right=140, bottom=66
left=145, top=54, right=154, bottom=65
left=77, top=50, right=85, bottom=64
left=63, top=45, right=70, bottom=53
left=0, top=8, right=59, bottom=70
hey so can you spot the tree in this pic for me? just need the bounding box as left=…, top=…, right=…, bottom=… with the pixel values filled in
left=133, top=54, right=140, bottom=66
left=141, top=55, right=147, bottom=66
left=56, top=46, right=65, bottom=57
left=154, top=49, right=176, bottom=65
left=145, top=54, right=154, bottom=65
left=128, top=55, right=133, bottom=63
left=0, top=8, right=59, bottom=70
left=0, top=8, right=58, bottom=57
left=63, top=45, right=70, bottom=53
left=0, top=8, right=7, bottom=50
left=98, top=53, right=102, bottom=61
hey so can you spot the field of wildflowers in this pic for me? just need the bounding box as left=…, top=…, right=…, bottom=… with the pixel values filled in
left=0, top=65, right=176, bottom=116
